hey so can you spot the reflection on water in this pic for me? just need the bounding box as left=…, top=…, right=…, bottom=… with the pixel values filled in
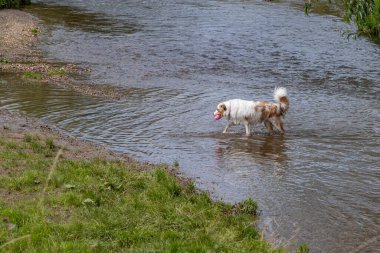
left=215, top=135, right=288, bottom=176
left=3, top=0, right=380, bottom=252
left=27, top=3, right=141, bottom=35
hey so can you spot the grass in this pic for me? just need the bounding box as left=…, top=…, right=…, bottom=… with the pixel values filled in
left=0, top=57, right=10, bottom=64
left=296, top=243, right=310, bottom=253
left=22, top=71, right=42, bottom=80
left=48, top=69, right=66, bottom=75
left=22, top=69, right=66, bottom=80
left=0, top=135, right=280, bottom=252
left=30, top=27, right=38, bottom=36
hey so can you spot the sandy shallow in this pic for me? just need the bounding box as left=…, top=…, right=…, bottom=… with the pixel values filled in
left=0, top=9, right=128, bottom=99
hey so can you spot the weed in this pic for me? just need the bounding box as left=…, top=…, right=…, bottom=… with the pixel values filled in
left=5, top=141, right=18, bottom=150
left=29, top=139, right=44, bottom=152
left=22, top=71, right=42, bottom=80
left=0, top=57, right=9, bottom=64
left=234, top=198, right=258, bottom=215
left=30, top=27, right=38, bottom=36
left=45, top=138, right=55, bottom=150
left=23, top=134, right=33, bottom=143
left=185, top=181, right=197, bottom=194
left=296, top=243, right=310, bottom=253
left=48, top=69, right=66, bottom=75
left=304, top=1, right=312, bottom=15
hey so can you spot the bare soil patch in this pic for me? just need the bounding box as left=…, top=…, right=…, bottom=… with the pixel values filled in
left=0, top=9, right=124, bottom=99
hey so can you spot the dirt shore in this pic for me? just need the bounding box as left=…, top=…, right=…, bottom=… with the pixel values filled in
left=0, top=9, right=41, bottom=62
left=0, top=9, right=126, bottom=99
left=0, top=108, right=158, bottom=170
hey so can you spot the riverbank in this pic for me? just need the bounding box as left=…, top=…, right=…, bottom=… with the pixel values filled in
left=0, top=108, right=279, bottom=252
left=0, top=9, right=127, bottom=99
left=0, top=8, right=280, bottom=252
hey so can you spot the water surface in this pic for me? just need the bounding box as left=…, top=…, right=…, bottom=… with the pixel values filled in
left=1, top=1, right=379, bottom=252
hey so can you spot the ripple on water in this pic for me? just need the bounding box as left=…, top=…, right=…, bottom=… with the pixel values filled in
left=3, top=0, right=380, bottom=252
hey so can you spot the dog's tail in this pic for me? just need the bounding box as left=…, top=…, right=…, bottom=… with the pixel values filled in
left=274, top=87, right=289, bottom=115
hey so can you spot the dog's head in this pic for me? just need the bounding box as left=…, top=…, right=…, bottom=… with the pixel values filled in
left=214, top=102, right=227, bottom=118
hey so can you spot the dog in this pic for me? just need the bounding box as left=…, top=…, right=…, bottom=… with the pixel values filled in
left=213, top=87, right=289, bottom=136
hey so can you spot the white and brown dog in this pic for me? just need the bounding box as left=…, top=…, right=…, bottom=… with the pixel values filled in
left=213, top=87, right=289, bottom=136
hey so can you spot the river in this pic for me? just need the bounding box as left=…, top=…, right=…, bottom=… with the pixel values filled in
left=1, top=0, right=379, bottom=252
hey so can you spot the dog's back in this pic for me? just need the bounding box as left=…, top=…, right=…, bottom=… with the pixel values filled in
left=224, top=99, right=256, bottom=124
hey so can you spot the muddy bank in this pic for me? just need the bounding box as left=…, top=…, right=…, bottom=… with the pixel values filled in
left=0, top=108, right=135, bottom=166
left=0, top=9, right=125, bottom=99
left=0, top=107, right=192, bottom=185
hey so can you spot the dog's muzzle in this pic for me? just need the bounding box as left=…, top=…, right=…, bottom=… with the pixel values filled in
left=213, top=109, right=223, bottom=120
left=214, top=110, right=223, bottom=117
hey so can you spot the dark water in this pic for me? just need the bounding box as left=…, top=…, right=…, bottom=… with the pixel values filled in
left=1, top=0, right=380, bottom=252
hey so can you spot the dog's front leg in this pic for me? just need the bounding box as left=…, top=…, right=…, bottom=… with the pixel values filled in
left=244, top=122, right=251, bottom=136
left=223, top=121, right=233, bottom=133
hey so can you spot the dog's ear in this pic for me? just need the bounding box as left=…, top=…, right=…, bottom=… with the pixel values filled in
left=221, top=104, right=227, bottom=111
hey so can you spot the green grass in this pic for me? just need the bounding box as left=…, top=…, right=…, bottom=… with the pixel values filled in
left=30, top=27, right=38, bottom=36
left=0, top=135, right=280, bottom=252
left=0, top=57, right=10, bottom=64
left=296, top=243, right=310, bottom=253
left=48, top=69, right=66, bottom=75
left=22, top=71, right=42, bottom=80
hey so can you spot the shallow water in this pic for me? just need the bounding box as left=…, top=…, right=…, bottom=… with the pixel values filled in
left=1, top=0, right=380, bottom=251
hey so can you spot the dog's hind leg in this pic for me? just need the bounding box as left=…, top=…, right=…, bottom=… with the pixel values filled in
left=264, top=120, right=274, bottom=135
left=271, top=117, right=285, bottom=134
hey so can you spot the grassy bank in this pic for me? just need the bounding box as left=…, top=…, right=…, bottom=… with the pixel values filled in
left=0, top=134, right=279, bottom=252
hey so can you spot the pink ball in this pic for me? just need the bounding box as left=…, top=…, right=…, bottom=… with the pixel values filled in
left=214, top=114, right=222, bottom=120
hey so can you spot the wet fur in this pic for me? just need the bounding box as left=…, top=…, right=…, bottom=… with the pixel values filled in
left=214, top=87, right=289, bottom=136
